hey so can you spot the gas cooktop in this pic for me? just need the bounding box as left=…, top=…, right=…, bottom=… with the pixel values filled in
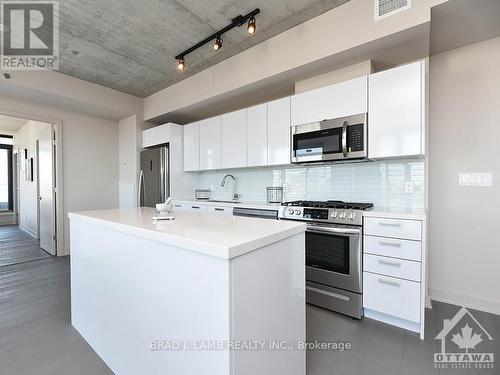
left=281, top=200, right=373, bottom=210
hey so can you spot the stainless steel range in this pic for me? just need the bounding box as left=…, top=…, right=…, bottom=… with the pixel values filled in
left=278, top=200, right=373, bottom=319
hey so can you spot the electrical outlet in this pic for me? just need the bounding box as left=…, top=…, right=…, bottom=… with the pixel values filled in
left=404, top=182, right=414, bottom=194
left=459, top=173, right=493, bottom=187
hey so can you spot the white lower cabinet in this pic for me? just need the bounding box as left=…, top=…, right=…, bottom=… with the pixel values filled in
left=173, top=203, right=209, bottom=213
left=363, top=214, right=426, bottom=339
left=363, top=272, right=420, bottom=323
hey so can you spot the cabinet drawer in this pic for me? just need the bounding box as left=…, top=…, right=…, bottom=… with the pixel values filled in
left=363, top=272, right=420, bottom=323
left=363, top=254, right=421, bottom=282
left=364, top=235, right=421, bottom=261
left=364, top=217, right=421, bottom=240
left=207, top=206, right=232, bottom=215
left=187, top=204, right=208, bottom=213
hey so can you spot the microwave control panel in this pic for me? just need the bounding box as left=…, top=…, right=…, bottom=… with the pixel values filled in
left=347, top=124, right=364, bottom=152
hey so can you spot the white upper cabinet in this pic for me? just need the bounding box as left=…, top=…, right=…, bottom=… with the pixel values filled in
left=200, top=116, right=222, bottom=170
left=183, top=122, right=200, bottom=171
left=368, top=61, right=424, bottom=159
left=291, top=76, right=368, bottom=126
left=246, top=103, right=268, bottom=167
left=221, top=109, right=247, bottom=169
left=267, top=97, right=291, bottom=166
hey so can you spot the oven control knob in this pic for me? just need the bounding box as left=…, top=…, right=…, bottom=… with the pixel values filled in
left=295, top=209, right=302, bottom=216
left=349, top=212, right=357, bottom=220
left=331, top=210, right=338, bottom=218
left=288, top=208, right=295, bottom=215
left=339, top=212, right=347, bottom=219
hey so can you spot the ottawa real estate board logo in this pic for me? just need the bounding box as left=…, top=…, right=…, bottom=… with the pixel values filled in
left=0, top=1, right=59, bottom=70
left=434, top=307, right=495, bottom=370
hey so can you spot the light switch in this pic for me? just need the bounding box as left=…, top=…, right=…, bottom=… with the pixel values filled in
left=459, top=173, right=493, bottom=187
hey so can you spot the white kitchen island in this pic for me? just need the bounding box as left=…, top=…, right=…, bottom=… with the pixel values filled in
left=69, top=208, right=306, bottom=375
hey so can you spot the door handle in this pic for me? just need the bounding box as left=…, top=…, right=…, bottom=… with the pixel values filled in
left=378, top=278, right=401, bottom=287
left=378, top=259, right=402, bottom=267
left=379, top=221, right=402, bottom=227
left=38, top=196, right=42, bottom=201
left=306, top=286, right=350, bottom=301
left=342, top=120, right=348, bottom=157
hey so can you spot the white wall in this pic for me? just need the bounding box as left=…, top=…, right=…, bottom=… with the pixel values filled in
left=119, top=115, right=141, bottom=208
left=13, top=121, right=52, bottom=236
left=0, top=95, right=119, bottom=255
left=428, top=36, right=500, bottom=314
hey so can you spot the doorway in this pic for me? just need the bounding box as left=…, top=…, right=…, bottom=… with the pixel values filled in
left=0, top=114, right=58, bottom=266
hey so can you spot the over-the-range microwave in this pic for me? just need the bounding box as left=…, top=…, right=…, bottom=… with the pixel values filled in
left=291, top=113, right=368, bottom=164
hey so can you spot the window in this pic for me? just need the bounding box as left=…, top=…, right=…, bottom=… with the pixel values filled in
left=0, top=135, right=13, bottom=211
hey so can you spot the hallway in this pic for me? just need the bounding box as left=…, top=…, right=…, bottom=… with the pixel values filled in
left=0, top=226, right=52, bottom=267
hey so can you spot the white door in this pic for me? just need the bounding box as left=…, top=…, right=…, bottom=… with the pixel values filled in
left=368, top=61, right=424, bottom=158
left=221, top=109, right=247, bottom=169
left=199, top=116, right=222, bottom=170
left=290, top=76, right=368, bottom=126
left=37, top=125, right=56, bottom=255
left=183, top=122, right=200, bottom=171
left=267, top=97, right=291, bottom=166
left=246, top=103, right=268, bottom=167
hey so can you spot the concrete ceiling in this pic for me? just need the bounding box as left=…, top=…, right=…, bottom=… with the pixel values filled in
left=0, top=115, right=28, bottom=134
left=55, top=0, right=349, bottom=98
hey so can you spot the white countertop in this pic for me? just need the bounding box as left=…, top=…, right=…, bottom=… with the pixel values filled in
left=363, top=206, right=427, bottom=220
left=68, top=208, right=305, bottom=259
left=174, top=199, right=281, bottom=211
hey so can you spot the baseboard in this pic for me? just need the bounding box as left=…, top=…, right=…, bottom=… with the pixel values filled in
left=18, top=225, right=38, bottom=239
left=429, top=288, right=500, bottom=316
left=364, top=309, right=420, bottom=334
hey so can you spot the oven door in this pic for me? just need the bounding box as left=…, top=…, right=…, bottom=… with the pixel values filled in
left=305, top=223, right=362, bottom=293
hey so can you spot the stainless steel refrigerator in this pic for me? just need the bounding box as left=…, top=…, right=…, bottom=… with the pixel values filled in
left=139, top=146, right=169, bottom=207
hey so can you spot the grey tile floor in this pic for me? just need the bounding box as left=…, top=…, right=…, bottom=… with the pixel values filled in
left=0, top=256, right=498, bottom=375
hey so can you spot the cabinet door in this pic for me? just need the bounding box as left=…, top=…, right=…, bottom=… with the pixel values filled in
left=200, top=116, right=222, bottom=170
left=247, top=104, right=268, bottom=167
left=267, top=97, right=291, bottom=166
left=291, top=76, right=368, bottom=126
left=368, top=61, right=423, bottom=158
left=183, top=122, right=200, bottom=171
left=221, top=109, right=247, bottom=169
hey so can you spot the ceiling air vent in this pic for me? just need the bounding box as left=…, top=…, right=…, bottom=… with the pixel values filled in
left=375, top=0, right=412, bottom=20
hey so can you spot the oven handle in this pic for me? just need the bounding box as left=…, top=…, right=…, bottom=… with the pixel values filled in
left=342, top=120, right=348, bottom=157
left=306, top=225, right=361, bottom=236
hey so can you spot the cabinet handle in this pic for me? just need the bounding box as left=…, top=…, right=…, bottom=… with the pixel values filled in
left=379, top=240, right=402, bottom=247
left=214, top=208, right=225, bottom=211
left=192, top=206, right=200, bottom=209
left=378, top=259, right=402, bottom=267
left=379, top=222, right=402, bottom=227
left=174, top=204, right=181, bottom=208
left=378, top=278, right=401, bottom=287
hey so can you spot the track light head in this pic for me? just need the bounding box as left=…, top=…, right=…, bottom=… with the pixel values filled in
left=177, top=57, right=186, bottom=70
left=247, top=16, right=256, bottom=34
left=213, top=36, right=223, bottom=51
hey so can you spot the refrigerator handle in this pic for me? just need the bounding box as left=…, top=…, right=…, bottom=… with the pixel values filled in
left=138, top=170, right=145, bottom=207
left=159, top=149, right=164, bottom=203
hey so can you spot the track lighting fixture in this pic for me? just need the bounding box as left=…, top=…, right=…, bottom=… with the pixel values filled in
left=177, top=57, right=185, bottom=71
left=213, top=35, right=223, bottom=51
left=174, top=8, right=260, bottom=71
left=247, top=16, right=256, bottom=34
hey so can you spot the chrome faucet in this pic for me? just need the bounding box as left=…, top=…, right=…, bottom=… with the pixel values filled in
left=221, top=174, right=239, bottom=201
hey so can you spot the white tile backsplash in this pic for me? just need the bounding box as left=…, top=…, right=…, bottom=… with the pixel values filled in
left=198, top=158, right=424, bottom=209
